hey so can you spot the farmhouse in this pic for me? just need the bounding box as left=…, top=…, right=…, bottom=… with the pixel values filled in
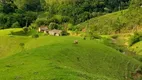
left=48, top=29, right=62, bottom=36
left=38, top=26, right=48, bottom=32
left=38, top=26, right=62, bottom=36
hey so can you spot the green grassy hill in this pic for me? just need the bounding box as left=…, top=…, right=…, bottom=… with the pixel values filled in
left=0, top=28, right=22, bottom=36
left=76, top=10, right=126, bottom=34
left=0, top=29, right=142, bottom=79
left=1, top=0, right=142, bottom=80
left=0, top=28, right=30, bottom=58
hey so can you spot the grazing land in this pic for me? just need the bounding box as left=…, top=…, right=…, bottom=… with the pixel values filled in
left=1, top=0, right=142, bottom=80
left=0, top=29, right=142, bottom=80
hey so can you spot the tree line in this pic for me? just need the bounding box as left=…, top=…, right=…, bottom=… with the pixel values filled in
left=0, top=0, right=130, bottom=29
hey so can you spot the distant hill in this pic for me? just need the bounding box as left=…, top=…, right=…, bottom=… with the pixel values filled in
left=75, top=0, right=142, bottom=34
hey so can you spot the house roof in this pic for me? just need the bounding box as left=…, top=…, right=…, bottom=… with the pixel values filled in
left=49, top=29, right=62, bottom=34
left=39, top=26, right=48, bottom=30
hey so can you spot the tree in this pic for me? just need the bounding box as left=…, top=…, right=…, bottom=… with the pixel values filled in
left=14, top=0, right=42, bottom=11
left=0, top=0, right=130, bottom=29
left=0, top=0, right=17, bottom=13
left=24, top=11, right=38, bottom=27
left=32, top=34, right=39, bottom=38
left=112, top=17, right=123, bottom=33
left=48, top=22, right=59, bottom=30
left=11, top=22, right=20, bottom=28
left=35, top=18, right=48, bottom=27
left=0, top=13, right=6, bottom=28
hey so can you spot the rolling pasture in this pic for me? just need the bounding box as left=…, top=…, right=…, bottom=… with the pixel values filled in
left=0, top=29, right=142, bottom=80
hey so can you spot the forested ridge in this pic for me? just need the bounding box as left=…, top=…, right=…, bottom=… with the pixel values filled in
left=0, top=0, right=130, bottom=29
left=75, top=0, right=142, bottom=34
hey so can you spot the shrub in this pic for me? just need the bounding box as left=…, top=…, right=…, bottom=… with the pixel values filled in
left=19, top=43, right=25, bottom=49
left=32, top=34, right=39, bottom=38
left=61, top=30, right=69, bottom=36
left=89, top=32, right=101, bottom=40
left=67, top=23, right=74, bottom=30
left=93, top=34, right=102, bottom=39
left=75, top=29, right=79, bottom=35
left=129, top=32, right=142, bottom=46
left=111, top=35, right=118, bottom=39
left=23, top=27, right=29, bottom=33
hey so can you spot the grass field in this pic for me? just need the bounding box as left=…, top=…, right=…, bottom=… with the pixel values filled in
left=0, top=29, right=142, bottom=80
left=0, top=28, right=22, bottom=36
left=1, top=0, right=142, bottom=79
left=0, top=28, right=30, bottom=58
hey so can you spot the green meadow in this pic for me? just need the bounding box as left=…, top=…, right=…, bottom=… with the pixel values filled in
left=1, top=0, right=142, bottom=80
left=0, top=29, right=142, bottom=80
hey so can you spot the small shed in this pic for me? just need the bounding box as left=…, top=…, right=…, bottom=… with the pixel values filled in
left=38, top=26, right=48, bottom=32
left=48, top=29, right=62, bottom=36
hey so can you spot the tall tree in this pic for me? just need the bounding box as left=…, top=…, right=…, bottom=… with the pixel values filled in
left=14, top=0, right=42, bottom=11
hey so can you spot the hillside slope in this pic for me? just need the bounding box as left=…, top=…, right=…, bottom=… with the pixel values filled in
left=0, top=36, right=141, bottom=80
left=0, top=28, right=30, bottom=58
left=76, top=10, right=126, bottom=34
left=76, top=0, right=142, bottom=34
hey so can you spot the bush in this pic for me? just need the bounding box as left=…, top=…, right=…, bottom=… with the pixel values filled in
left=32, top=34, right=39, bottom=38
left=67, top=23, right=74, bottom=30
left=129, top=32, right=142, bottom=46
left=19, top=43, right=25, bottom=49
left=89, top=32, right=101, bottom=40
left=93, top=34, right=102, bottom=39
left=61, top=30, right=69, bottom=36
left=75, top=29, right=79, bottom=35
left=23, top=27, right=29, bottom=33
left=111, top=35, right=118, bottom=39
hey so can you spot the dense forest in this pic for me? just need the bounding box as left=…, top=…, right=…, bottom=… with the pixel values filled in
left=0, top=0, right=130, bottom=29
